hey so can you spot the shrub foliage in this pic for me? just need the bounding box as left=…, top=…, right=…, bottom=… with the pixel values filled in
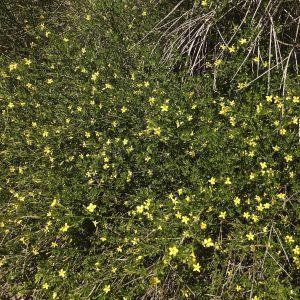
left=0, top=0, right=299, bottom=299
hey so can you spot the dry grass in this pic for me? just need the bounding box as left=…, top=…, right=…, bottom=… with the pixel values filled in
left=151, top=0, right=299, bottom=91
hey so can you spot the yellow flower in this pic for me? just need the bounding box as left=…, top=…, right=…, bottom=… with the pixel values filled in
left=214, top=59, right=223, bottom=67
left=192, top=263, right=201, bottom=272
left=238, top=82, right=247, bottom=90
left=85, top=14, right=91, bottom=21
left=86, top=203, right=97, bottom=213
left=128, top=72, right=135, bottom=81
left=219, top=211, right=226, bottom=219
left=252, top=214, right=259, bottom=223
left=224, top=177, right=231, bottom=185
left=185, top=195, right=191, bottom=202
left=51, top=242, right=58, bottom=248
left=228, top=45, right=236, bottom=53
left=284, top=154, right=293, bottom=162
left=293, top=245, right=300, bottom=255
left=160, top=103, right=169, bottom=112
left=208, top=177, right=216, bottom=185
left=234, top=197, right=241, bottom=206
left=58, top=269, right=66, bottom=278
left=181, top=216, right=189, bottom=224
left=9, top=62, right=18, bottom=71
left=285, top=235, right=294, bottom=244
left=236, top=285, right=242, bottom=292
left=249, top=172, right=255, bottom=180
left=263, top=61, right=269, bottom=68
left=239, top=38, right=247, bottom=45
left=169, top=245, right=179, bottom=256
left=200, top=222, right=207, bottom=230
left=277, top=193, right=285, bottom=199
left=246, top=232, right=254, bottom=241
left=256, top=203, right=264, bottom=211
left=150, top=276, right=160, bottom=285
left=104, top=83, right=113, bottom=89
left=203, top=238, right=214, bottom=247
left=266, top=95, right=272, bottom=102
left=279, top=128, right=286, bottom=135
left=149, top=97, right=156, bottom=104
left=255, top=195, right=261, bottom=202
left=243, top=211, right=250, bottom=219
left=47, top=78, right=53, bottom=84
left=24, top=58, right=32, bottom=65
left=91, top=71, right=99, bottom=81
left=229, top=117, right=236, bottom=126
left=42, top=283, right=49, bottom=289
left=175, top=211, right=181, bottom=219
left=60, top=223, right=70, bottom=232
left=154, top=127, right=161, bottom=136
left=44, top=146, right=51, bottom=155
left=42, top=130, right=50, bottom=138
left=292, top=117, right=298, bottom=124
left=103, top=284, right=111, bottom=294
left=121, top=106, right=127, bottom=113
left=51, top=198, right=58, bottom=207
left=136, top=205, right=144, bottom=214
left=219, top=103, right=230, bottom=115
left=39, top=23, right=45, bottom=30
left=260, top=162, right=267, bottom=169
left=201, top=0, right=207, bottom=6
left=292, top=96, right=299, bottom=103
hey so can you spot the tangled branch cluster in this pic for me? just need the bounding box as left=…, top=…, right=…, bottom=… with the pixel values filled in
left=155, top=0, right=299, bottom=87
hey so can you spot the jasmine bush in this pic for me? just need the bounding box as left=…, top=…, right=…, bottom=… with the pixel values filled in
left=0, top=1, right=299, bottom=299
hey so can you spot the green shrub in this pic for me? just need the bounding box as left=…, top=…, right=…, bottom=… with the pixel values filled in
left=0, top=0, right=79, bottom=56
left=0, top=1, right=299, bottom=299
